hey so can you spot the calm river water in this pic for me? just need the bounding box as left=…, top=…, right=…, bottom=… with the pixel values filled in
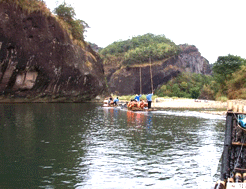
left=0, top=103, right=226, bottom=189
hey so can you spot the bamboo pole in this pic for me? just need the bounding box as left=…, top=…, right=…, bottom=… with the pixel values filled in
left=149, top=56, right=153, bottom=93
left=140, top=67, right=142, bottom=94
left=221, top=113, right=233, bottom=181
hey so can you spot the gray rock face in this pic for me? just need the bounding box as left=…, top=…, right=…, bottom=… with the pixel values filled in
left=178, top=44, right=210, bottom=74
left=0, top=2, right=106, bottom=102
left=108, top=44, right=211, bottom=95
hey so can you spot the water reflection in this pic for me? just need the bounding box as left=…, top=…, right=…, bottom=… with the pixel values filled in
left=0, top=104, right=225, bottom=189
left=84, top=108, right=225, bottom=188
left=0, top=103, right=99, bottom=188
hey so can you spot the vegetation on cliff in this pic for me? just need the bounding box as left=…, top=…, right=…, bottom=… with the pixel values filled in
left=54, top=2, right=89, bottom=42
left=155, top=54, right=246, bottom=100
left=0, top=0, right=50, bottom=15
left=1, top=0, right=90, bottom=48
left=99, top=33, right=180, bottom=66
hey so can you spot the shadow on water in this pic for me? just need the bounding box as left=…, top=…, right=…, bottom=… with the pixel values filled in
left=0, top=104, right=225, bottom=188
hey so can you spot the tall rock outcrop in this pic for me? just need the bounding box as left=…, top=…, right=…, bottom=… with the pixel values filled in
left=0, top=1, right=106, bottom=102
left=107, top=44, right=211, bottom=95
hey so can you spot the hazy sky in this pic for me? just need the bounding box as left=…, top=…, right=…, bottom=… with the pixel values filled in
left=43, top=0, right=246, bottom=64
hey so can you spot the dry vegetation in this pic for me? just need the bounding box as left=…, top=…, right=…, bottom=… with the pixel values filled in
left=0, top=0, right=51, bottom=16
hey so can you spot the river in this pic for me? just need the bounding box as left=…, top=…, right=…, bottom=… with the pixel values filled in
left=0, top=103, right=225, bottom=189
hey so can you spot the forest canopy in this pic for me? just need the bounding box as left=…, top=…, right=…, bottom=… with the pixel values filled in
left=99, top=33, right=180, bottom=66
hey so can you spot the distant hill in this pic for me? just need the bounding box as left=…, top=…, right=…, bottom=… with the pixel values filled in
left=100, top=34, right=211, bottom=95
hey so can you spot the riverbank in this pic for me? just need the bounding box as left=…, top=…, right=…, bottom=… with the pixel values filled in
left=151, top=98, right=228, bottom=115
left=153, top=98, right=227, bottom=109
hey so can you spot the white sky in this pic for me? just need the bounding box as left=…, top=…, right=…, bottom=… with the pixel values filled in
left=43, top=0, right=246, bottom=64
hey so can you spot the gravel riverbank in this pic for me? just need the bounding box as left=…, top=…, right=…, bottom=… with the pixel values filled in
left=152, top=98, right=228, bottom=115
left=153, top=98, right=227, bottom=109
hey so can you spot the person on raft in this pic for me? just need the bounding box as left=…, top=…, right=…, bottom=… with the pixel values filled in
left=134, top=94, right=142, bottom=102
left=108, top=97, right=113, bottom=105
left=113, top=97, right=119, bottom=105
left=146, top=92, right=153, bottom=109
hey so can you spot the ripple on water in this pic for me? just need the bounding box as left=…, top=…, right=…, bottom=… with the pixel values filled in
left=0, top=104, right=224, bottom=189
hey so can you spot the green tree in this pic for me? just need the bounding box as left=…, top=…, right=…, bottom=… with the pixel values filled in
left=212, top=54, right=246, bottom=94
left=180, top=81, right=188, bottom=90
left=54, top=2, right=75, bottom=22
left=190, top=87, right=200, bottom=99
left=171, top=83, right=181, bottom=97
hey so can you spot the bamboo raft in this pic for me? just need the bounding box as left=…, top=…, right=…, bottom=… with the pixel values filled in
left=128, top=107, right=157, bottom=111
left=126, top=100, right=157, bottom=111
left=215, top=102, right=246, bottom=189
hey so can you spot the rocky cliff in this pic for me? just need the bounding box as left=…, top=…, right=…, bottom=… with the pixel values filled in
left=106, top=44, right=211, bottom=95
left=0, top=1, right=106, bottom=102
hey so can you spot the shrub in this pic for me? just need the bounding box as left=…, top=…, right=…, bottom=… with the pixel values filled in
left=199, top=84, right=215, bottom=100
left=215, top=96, right=228, bottom=102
